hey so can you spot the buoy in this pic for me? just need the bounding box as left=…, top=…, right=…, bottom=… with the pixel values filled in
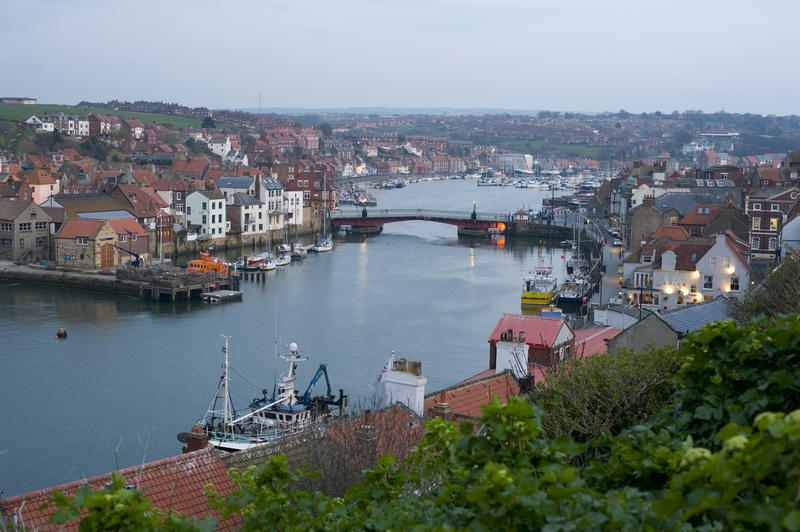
left=56, top=328, right=68, bottom=339
left=337, top=243, right=341, bottom=246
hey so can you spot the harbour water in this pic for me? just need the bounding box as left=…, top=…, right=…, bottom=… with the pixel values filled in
left=0, top=179, right=573, bottom=496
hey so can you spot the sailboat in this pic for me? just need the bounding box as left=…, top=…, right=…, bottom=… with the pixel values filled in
left=311, top=176, right=334, bottom=252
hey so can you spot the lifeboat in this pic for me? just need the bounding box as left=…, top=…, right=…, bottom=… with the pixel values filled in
left=186, top=252, right=232, bottom=277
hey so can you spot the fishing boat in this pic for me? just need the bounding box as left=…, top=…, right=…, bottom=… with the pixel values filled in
left=556, top=274, right=593, bottom=309
left=521, top=266, right=557, bottom=307
left=188, top=337, right=347, bottom=452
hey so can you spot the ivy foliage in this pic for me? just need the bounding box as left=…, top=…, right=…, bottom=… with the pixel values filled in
left=49, top=316, right=800, bottom=531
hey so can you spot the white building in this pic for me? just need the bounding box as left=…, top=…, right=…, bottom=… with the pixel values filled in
left=284, top=190, right=304, bottom=227
left=257, top=176, right=286, bottom=231
left=185, top=190, right=227, bottom=239
left=621, top=233, right=751, bottom=311
left=207, top=136, right=231, bottom=159
left=24, top=115, right=54, bottom=132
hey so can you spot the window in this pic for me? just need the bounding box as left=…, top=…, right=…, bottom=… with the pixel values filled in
left=186, top=206, right=191, bottom=215
left=703, top=275, right=713, bottom=289
left=119, top=234, right=127, bottom=243
left=131, top=234, right=137, bottom=241
left=770, top=218, right=778, bottom=231
left=723, top=257, right=730, bottom=269
left=77, top=237, right=88, bottom=245
left=19, top=223, right=31, bottom=232
left=0, top=222, right=11, bottom=231
left=303, top=191, right=310, bottom=199
left=752, top=237, right=760, bottom=249
left=35, top=236, right=47, bottom=246
left=176, top=192, right=182, bottom=200
left=202, top=201, right=207, bottom=210
left=35, top=221, right=47, bottom=230
left=771, top=204, right=780, bottom=211
left=0, top=238, right=10, bottom=247
left=697, top=207, right=703, bottom=214
left=769, top=237, right=777, bottom=251
left=690, top=284, right=697, bottom=293
left=752, top=217, right=761, bottom=229
left=202, top=215, right=207, bottom=224
left=258, top=224, right=263, bottom=230
left=709, top=256, right=716, bottom=268
left=730, top=276, right=740, bottom=291
left=752, top=203, right=761, bottom=211
left=669, top=216, right=678, bottom=225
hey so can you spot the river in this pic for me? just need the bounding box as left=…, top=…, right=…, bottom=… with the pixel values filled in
left=0, top=179, right=575, bottom=497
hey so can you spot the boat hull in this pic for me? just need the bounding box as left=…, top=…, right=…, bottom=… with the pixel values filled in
left=521, top=290, right=556, bottom=307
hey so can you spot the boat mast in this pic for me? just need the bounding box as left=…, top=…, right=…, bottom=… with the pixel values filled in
left=221, top=334, right=231, bottom=427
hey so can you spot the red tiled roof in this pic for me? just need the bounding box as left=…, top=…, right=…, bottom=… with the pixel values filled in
left=132, top=170, right=158, bottom=184
left=488, top=314, right=572, bottom=349
left=679, top=204, right=723, bottom=226
left=574, top=327, right=621, bottom=358
left=424, top=371, right=520, bottom=419
left=1, top=448, right=242, bottom=531
left=652, top=225, right=690, bottom=240
left=758, top=167, right=781, bottom=183
left=57, top=219, right=103, bottom=239
left=108, top=217, right=148, bottom=237
left=23, top=169, right=56, bottom=186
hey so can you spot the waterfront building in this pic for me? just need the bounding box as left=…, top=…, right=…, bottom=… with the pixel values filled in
left=216, top=175, right=256, bottom=202
left=226, top=192, right=266, bottom=235
left=185, top=190, right=227, bottom=240
left=55, top=217, right=149, bottom=268
left=0, top=199, right=52, bottom=263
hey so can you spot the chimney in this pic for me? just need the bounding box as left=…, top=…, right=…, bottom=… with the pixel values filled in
left=430, top=390, right=452, bottom=420
left=382, top=358, right=427, bottom=416
left=356, top=409, right=378, bottom=468
left=182, top=425, right=209, bottom=453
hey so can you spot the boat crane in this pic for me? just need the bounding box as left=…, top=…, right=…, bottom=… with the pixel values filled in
left=114, top=244, right=140, bottom=267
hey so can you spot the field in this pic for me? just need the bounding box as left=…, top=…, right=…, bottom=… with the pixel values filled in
left=0, top=103, right=201, bottom=129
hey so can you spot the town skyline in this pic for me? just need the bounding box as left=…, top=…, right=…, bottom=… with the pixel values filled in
left=4, top=0, right=800, bottom=115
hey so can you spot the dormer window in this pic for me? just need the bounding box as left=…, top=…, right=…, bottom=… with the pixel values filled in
left=752, top=203, right=761, bottom=211
left=129, top=194, right=136, bottom=202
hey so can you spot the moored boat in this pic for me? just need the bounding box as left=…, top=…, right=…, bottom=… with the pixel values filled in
left=556, top=274, right=592, bottom=309
left=521, top=266, right=557, bottom=307
left=188, top=338, right=347, bottom=452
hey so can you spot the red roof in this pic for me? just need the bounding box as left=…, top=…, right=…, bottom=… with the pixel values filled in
left=108, top=218, right=148, bottom=237
left=57, top=219, right=103, bottom=239
left=1, top=448, right=242, bottom=531
left=679, top=204, right=723, bottom=226
left=652, top=225, right=690, bottom=240
left=425, top=371, right=519, bottom=419
left=23, top=169, right=56, bottom=186
left=488, top=314, right=572, bottom=349
left=574, top=327, right=621, bottom=358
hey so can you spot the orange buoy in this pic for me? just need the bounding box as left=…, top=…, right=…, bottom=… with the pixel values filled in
left=56, top=328, right=68, bottom=339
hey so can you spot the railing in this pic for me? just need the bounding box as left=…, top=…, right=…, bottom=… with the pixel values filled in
left=332, top=209, right=511, bottom=223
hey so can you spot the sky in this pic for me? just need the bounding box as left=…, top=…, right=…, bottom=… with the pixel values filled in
left=3, top=0, right=799, bottom=115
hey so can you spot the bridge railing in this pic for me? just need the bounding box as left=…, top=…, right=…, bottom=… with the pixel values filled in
left=332, top=209, right=511, bottom=223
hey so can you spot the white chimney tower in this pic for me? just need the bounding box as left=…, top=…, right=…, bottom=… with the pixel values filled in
left=381, top=353, right=427, bottom=416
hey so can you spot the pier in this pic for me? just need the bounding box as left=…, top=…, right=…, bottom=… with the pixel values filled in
left=0, top=262, right=240, bottom=302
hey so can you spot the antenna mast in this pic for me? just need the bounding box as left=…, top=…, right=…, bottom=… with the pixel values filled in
left=220, top=334, right=232, bottom=426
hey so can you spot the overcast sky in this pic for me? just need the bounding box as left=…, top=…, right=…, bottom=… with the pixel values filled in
left=4, top=0, right=799, bottom=115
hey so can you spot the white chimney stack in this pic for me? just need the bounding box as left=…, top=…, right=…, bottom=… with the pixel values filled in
left=381, top=354, right=427, bottom=416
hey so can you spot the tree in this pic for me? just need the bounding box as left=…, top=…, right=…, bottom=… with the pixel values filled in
left=531, top=344, right=682, bottom=443
left=202, top=116, right=216, bottom=129
left=318, top=123, right=332, bottom=137
left=728, top=252, right=800, bottom=322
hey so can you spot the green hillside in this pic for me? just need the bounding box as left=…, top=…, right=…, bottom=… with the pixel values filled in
left=0, top=103, right=201, bottom=129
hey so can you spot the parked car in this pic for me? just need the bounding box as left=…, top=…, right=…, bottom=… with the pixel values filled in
left=613, top=238, right=622, bottom=247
